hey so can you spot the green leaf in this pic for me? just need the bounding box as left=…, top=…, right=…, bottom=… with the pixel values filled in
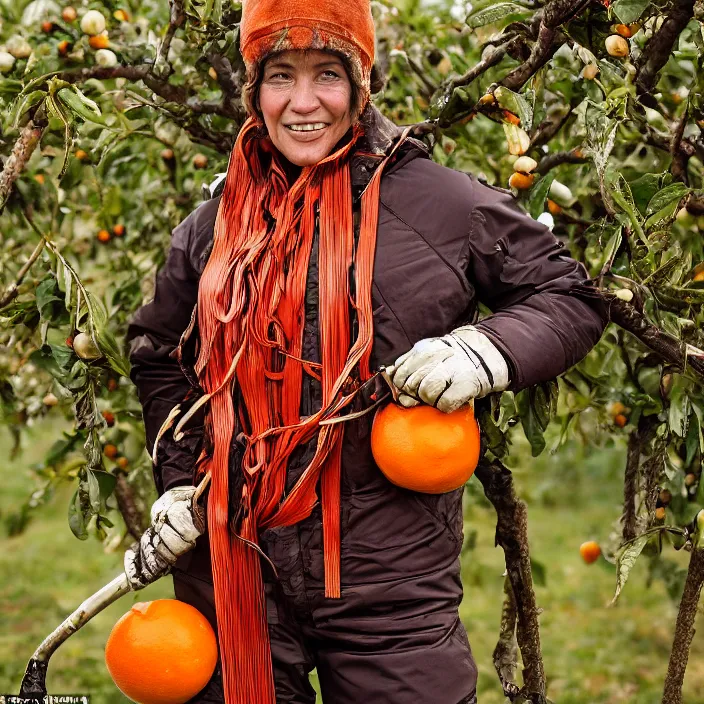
left=668, top=379, right=691, bottom=438
left=494, top=86, right=533, bottom=130
left=478, top=406, right=509, bottom=458
left=86, top=469, right=116, bottom=513
left=68, top=487, right=89, bottom=540
left=629, top=173, right=664, bottom=215
left=646, top=183, right=690, bottom=216
left=528, top=173, right=555, bottom=220
left=466, top=2, right=531, bottom=28
left=612, top=0, right=651, bottom=24
left=605, top=172, right=646, bottom=242
left=516, top=384, right=556, bottom=457
left=610, top=532, right=652, bottom=605
left=35, top=277, right=63, bottom=322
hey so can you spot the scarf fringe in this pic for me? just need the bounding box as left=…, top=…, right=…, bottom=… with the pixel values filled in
left=195, top=116, right=410, bottom=704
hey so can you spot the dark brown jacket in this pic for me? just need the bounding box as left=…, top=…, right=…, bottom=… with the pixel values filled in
left=126, top=103, right=607, bottom=495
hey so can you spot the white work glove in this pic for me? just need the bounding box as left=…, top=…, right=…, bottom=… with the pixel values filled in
left=124, top=486, right=205, bottom=590
left=385, top=325, right=510, bottom=413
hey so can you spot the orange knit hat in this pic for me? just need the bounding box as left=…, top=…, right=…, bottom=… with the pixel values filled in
left=240, top=0, right=375, bottom=119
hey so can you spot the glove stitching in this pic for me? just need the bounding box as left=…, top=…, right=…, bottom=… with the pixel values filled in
left=452, top=334, right=494, bottom=387
left=432, top=379, right=453, bottom=409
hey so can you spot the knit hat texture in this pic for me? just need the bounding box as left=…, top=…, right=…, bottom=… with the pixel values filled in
left=240, top=0, right=375, bottom=119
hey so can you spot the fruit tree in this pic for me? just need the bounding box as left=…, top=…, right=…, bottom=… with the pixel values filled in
left=1, top=0, right=704, bottom=701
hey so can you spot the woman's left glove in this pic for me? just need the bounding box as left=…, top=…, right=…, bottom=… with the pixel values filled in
left=124, top=486, right=206, bottom=590
left=385, top=325, right=510, bottom=413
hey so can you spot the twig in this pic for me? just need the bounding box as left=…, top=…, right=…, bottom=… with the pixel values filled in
left=156, top=0, right=186, bottom=72
left=0, top=237, right=47, bottom=309
left=604, top=293, right=704, bottom=382
left=113, top=473, right=148, bottom=542
left=536, top=148, right=588, bottom=174
left=0, top=119, right=47, bottom=214
left=661, top=547, right=704, bottom=704
left=493, top=577, right=521, bottom=699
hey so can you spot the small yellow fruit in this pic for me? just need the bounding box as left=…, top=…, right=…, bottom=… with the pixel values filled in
left=75, top=149, right=89, bottom=161
left=57, top=40, right=71, bottom=56
left=605, top=35, right=630, bottom=58
left=208, top=66, right=218, bottom=80
left=479, top=93, right=496, bottom=106
left=80, top=9, right=106, bottom=36
left=113, top=9, right=130, bottom=22
left=97, top=229, right=111, bottom=243
left=583, top=63, right=599, bottom=80
left=580, top=541, right=601, bottom=564
left=508, top=172, right=534, bottom=190
left=43, top=393, right=59, bottom=407
left=547, top=199, right=562, bottom=215
left=513, top=156, right=538, bottom=173
left=193, top=153, right=208, bottom=169
left=72, top=332, right=101, bottom=360
left=614, top=288, right=634, bottom=302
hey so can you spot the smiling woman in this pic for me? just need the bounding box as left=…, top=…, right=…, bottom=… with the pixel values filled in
left=258, top=50, right=354, bottom=167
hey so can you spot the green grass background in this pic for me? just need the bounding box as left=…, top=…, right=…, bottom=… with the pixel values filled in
left=1, top=419, right=703, bottom=703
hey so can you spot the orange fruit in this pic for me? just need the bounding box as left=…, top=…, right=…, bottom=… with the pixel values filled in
left=104, top=443, right=118, bottom=459
left=34, top=174, right=45, bottom=185
left=613, top=23, right=632, bottom=38
left=102, top=410, right=115, bottom=426
left=655, top=507, right=666, bottom=521
left=97, top=229, right=111, bottom=243
left=371, top=403, right=480, bottom=493
left=614, top=413, right=628, bottom=427
left=685, top=473, right=697, bottom=487
left=579, top=541, right=601, bottom=564
left=503, top=110, right=521, bottom=126
left=116, top=456, right=129, bottom=470
left=112, top=223, right=125, bottom=237
left=89, top=34, right=109, bottom=50
left=107, top=377, right=119, bottom=391
left=547, top=199, right=562, bottom=215
left=509, top=171, right=534, bottom=190
left=193, top=153, right=208, bottom=169
left=75, top=149, right=88, bottom=161
left=62, top=6, right=77, bottom=22
left=106, top=600, right=218, bottom=704
left=42, top=21, right=54, bottom=33
left=113, top=9, right=130, bottom=22
left=58, top=40, right=71, bottom=56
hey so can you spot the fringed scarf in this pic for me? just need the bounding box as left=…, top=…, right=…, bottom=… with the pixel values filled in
left=193, top=115, right=408, bottom=704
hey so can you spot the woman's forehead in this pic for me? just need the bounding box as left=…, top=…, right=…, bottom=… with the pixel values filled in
left=264, top=49, right=345, bottom=69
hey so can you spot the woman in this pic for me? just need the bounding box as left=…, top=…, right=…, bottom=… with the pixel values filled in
left=125, top=1, right=607, bottom=702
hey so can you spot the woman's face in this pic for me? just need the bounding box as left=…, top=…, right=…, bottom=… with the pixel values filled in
left=258, top=50, right=354, bottom=168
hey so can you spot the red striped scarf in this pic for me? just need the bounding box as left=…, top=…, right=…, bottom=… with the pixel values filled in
left=194, top=115, right=400, bottom=703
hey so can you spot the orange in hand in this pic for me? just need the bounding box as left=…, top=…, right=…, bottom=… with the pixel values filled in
left=371, top=402, right=480, bottom=493
left=106, top=599, right=218, bottom=704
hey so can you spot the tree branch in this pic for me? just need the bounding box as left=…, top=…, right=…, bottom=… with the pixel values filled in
left=537, top=148, right=588, bottom=174
left=113, top=473, right=148, bottom=543
left=661, top=547, right=704, bottom=704
left=635, top=0, right=697, bottom=98
left=0, top=236, right=47, bottom=309
left=0, top=119, right=47, bottom=214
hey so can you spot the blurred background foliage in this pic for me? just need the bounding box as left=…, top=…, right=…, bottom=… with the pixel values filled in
left=1, top=0, right=704, bottom=701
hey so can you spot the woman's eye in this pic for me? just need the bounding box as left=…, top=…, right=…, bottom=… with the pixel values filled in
left=322, top=70, right=339, bottom=79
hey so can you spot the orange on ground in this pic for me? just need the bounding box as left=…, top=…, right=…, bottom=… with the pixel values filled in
left=371, top=402, right=480, bottom=493
left=97, top=229, right=111, bottom=243
left=509, top=171, right=534, bottom=190
left=579, top=541, right=601, bottom=564
left=106, top=599, right=218, bottom=704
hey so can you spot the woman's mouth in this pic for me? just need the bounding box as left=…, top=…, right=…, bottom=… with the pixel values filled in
left=285, top=122, right=329, bottom=132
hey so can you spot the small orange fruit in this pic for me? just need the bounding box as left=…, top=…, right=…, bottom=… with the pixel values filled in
left=113, top=9, right=130, bottom=22
left=509, top=172, right=534, bottom=190
left=34, top=174, right=45, bottom=185
left=693, top=271, right=704, bottom=283
left=42, top=21, right=54, bottom=33
left=62, top=6, right=77, bottom=22
left=193, top=153, right=208, bottom=169
left=655, top=507, right=666, bottom=521
left=208, top=66, right=218, bottom=80
left=614, top=413, right=628, bottom=428
left=685, top=473, right=697, bottom=487
left=102, top=410, right=115, bottom=426
left=112, top=223, right=125, bottom=237
left=89, top=34, right=109, bottom=50
left=116, top=456, right=129, bottom=470
left=104, top=444, right=118, bottom=460
left=107, top=377, right=119, bottom=391
left=613, top=23, right=632, bottom=38
left=479, top=93, right=496, bottom=105
left=106, top=600, right=218, bottom=704
left=58, top=40, right=71, bottom=56
left=75, top=149, right=89, bottom=161
left=371, top=403, right=480, bottom=493
left=503, top=110, right=521, bottom=126
left=547, top=199, right=562, bottom=215
left=580, top=541, right=601, bottom=564
left=97, top=229, right=111, bottom=243
left=161, top=148, right=175, bottom=162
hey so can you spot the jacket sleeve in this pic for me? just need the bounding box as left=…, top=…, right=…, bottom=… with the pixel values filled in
left=466, top=177, right=608, bottom=392
left=125, top=207, right=210, bottom=495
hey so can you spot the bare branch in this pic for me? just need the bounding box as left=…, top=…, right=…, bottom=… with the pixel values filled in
left=156, top=0, right=186, bottom=71
left=113, top=473, right=148, bottom=542
left=636, top=0, right=697, bottom=98
left=536, top=148, right=588, bottom=174
left=0, top=119, right=47, bottom=214
left=0, top=237, right=47, bottom=309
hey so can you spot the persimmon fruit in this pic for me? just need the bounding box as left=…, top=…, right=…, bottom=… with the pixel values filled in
left=579, top=541, right=601, bottom=564
left=371, top=402, right=480, bottom=493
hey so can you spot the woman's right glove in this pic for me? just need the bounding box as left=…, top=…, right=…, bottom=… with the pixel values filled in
left=124, top=485, right=206, bottom=590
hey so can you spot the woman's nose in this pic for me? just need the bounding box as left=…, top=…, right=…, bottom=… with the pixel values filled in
left=288, top=78, right=320, bottom=114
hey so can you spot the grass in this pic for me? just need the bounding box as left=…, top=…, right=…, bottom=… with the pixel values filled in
left=1, top=419, right=703, bottom=703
